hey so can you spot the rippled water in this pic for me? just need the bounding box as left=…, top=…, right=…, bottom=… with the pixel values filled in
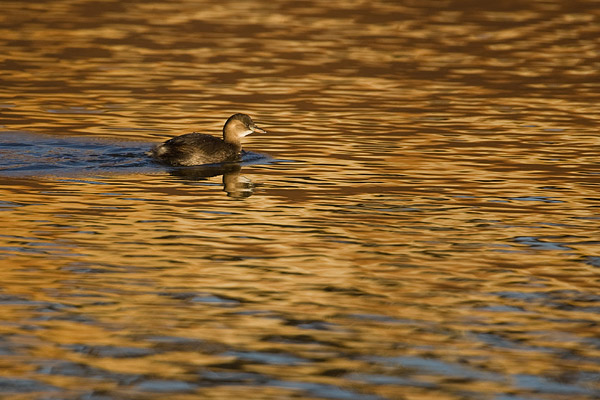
left=1, top=0, right=600, bottom=399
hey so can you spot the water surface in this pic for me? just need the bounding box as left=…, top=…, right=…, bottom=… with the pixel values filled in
left=1, top=1, right=599, bottom=399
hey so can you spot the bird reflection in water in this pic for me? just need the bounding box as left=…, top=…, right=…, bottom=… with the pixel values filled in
left=168, top=162, right=255, bottom=198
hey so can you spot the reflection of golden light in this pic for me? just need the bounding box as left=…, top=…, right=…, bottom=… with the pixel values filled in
left=1, top=0, right=600, bottom=397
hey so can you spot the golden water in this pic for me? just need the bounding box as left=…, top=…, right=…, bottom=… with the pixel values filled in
left=1, top=1, right=599, bottom=399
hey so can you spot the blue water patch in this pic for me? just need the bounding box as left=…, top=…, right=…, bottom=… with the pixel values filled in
left=224, top=350, right=307, bottom=366
left=0, top=377, right=59, bottom=393
left=191, top=293, right=240, bottom=306
left=514, top=374, right=596, bottom=395
left=513, top=236, right=572, bottom=251
left=66, top=344, right=155, bottom=358
left=491, top=291, right=549, bottom=302
left=0, top=131, right=154, bottom=176
left=346, top=372, right=436, bottom=388
left=583, top=256, right=600, bottom=267
left=345, top=313, right=406, bottom=324
left=134, top=379, right=197, bottom=393
left=38, top=360, right=140, bottom=384
left=0, top=131, right=280, bottom=178
left=364, top=355, right=506, bottom=383
left=508, top=196, right=564, bottom=203
left=0, top=200, right=24, bottom=211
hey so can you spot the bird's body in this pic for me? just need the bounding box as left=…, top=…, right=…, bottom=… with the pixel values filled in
left=151, top=132, right=241, bottom=166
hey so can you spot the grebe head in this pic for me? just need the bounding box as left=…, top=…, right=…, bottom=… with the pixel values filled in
left=223, top=113, right=266, bottom=143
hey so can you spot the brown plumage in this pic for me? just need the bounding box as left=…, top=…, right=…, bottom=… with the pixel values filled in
left=149, top=113, right=266, bottom=166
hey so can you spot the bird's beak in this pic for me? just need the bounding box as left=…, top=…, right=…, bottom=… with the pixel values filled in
left=252, top=125, right=267, bottom=134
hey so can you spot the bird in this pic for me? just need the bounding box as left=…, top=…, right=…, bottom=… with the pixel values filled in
left=148, top=113, right=266, bottom=166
